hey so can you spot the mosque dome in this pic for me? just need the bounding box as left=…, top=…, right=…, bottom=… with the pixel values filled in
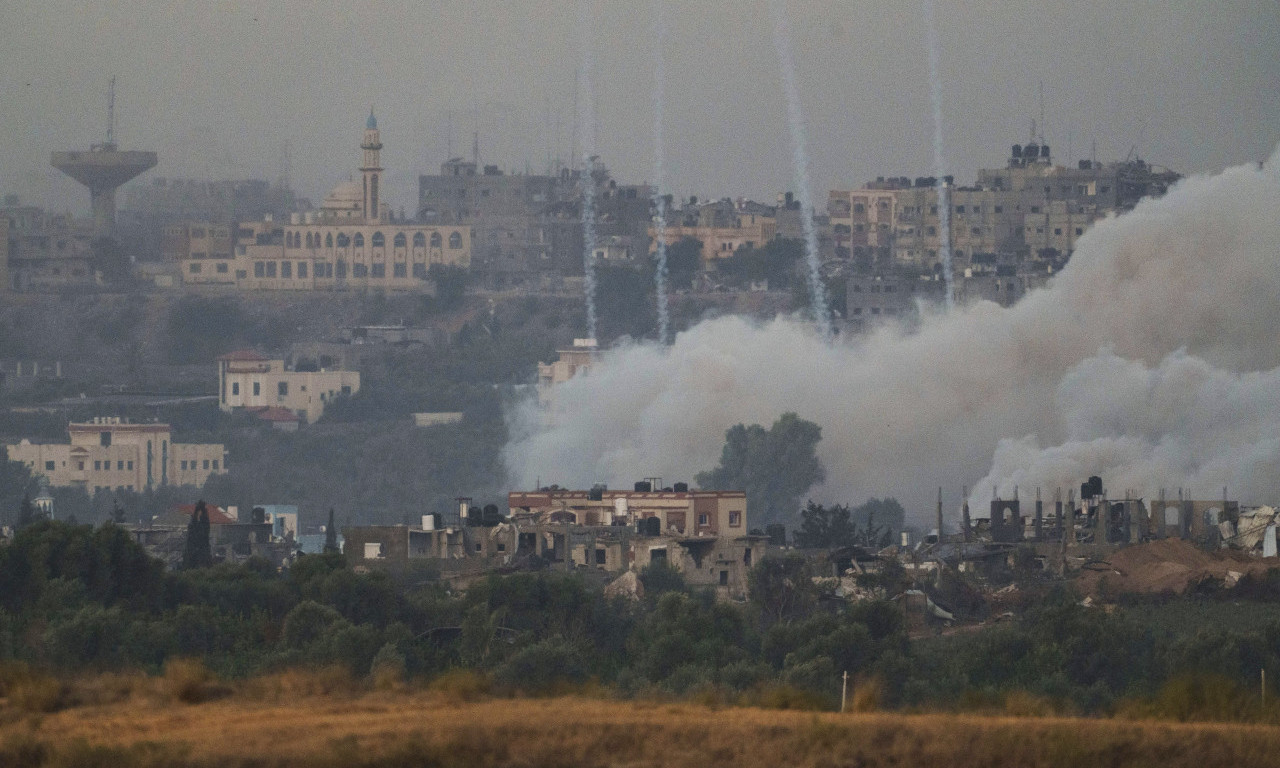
left=322, top=180, right=362, bottom=211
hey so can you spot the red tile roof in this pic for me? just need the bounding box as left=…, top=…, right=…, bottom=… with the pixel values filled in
left=166, top=503, right=236, bottom=525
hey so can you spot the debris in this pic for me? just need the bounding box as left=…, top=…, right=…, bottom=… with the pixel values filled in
left=1075, top=538, right=1278, bottom=596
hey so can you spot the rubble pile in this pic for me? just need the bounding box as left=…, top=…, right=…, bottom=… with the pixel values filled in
left=1076, top=538, right=1279, bottom=596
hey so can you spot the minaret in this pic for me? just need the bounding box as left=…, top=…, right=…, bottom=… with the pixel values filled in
left=361, top=108, right=384, bottom=224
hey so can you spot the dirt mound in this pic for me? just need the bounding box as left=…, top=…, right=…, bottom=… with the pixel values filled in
left=1076, top=538, right=1279, bottom=596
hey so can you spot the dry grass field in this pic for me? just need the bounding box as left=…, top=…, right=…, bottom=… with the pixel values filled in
left=4, top=674, right=1280, bottom=768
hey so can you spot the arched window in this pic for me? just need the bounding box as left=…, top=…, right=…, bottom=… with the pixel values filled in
left=430, top=232, right=443, bottom=248
left=325, top=233, right=333, bottom=248
left=353, top=233, right=365, bottom=248
left=413, top=232, right=426, bottom=247
left=372, top=232, right=385, bottom=248
left=337, top=233, right=350, bottom=247
left=449, top=231, right=462, bottom=249
left=393, top=232, right=406, bottom=248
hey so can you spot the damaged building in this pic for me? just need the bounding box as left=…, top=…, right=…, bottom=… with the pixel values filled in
left=343, top=485, right=765, bottom=599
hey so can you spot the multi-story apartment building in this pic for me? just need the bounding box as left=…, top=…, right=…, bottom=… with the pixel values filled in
left=120, top=178, right=298, bottom=262
left=830, top=137, right=1180, bottom=280
left=0, top=197, right=97, bottom=291
left=650, top=198, right=777, bottom=264
left=174, top=113, right=471, bottom=292
left=217, top=350, right=359, bottom=424
left=418, top=157, right=650, bottom=288
left=163, top=221, right=234, bottom=284
left=5, top=417, right=227, bottom=493
left=829, top=188, right=897, bottom=262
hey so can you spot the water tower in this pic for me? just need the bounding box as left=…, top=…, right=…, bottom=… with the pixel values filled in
left=50, top=78, right=157, bottom=240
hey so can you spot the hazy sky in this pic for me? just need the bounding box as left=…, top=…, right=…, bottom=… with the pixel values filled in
left=3, top=1, right=1276, bottom=214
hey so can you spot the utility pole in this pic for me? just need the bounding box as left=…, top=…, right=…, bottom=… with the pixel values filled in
left=841, top=670, right=848, bottom=713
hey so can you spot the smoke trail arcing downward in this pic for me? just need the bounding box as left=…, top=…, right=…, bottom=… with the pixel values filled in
left=577, top=0, right=599, bottom=340
left=767, top=0, right=831, bottom=337
left=924, top=0, right=954, bottom=311
left=651, top=0, right=671, bottom=345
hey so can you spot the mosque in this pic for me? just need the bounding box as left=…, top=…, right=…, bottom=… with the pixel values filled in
left=183, top=111, right=471, bottom=292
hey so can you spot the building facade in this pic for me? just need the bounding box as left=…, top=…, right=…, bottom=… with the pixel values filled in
left=1, top=197, right=97, bottom=291
left=650, top=198, right=777, bottom=265
left=5, top=417, right=227, bottom=492
left=174, top=113, right=472, bottom=292
left=217, top=350, right=359, bottom=424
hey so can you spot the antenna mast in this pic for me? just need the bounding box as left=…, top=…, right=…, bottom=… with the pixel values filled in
left=1038, top=80, right=1045, bottom=143
left=106, top=76, right=116, bottom=147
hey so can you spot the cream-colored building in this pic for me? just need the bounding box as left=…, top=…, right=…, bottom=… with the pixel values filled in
left=536, top=338, right=597, bottom=407
left=650, top=200, right=776, bottom=264
left=509, top=486, right=748, bottom=536
left=217, top=350, right=359, bottom=424
left=175, top=112, right=471, bottom=292
left=5, top=417, right=227, bottom=493
left=828, top=188, right=896, bottom=259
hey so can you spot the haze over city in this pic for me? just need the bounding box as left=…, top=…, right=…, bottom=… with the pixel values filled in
left=4, top=3, right=1280, bottom=762
left=2, top=1, right=1277, bottom=210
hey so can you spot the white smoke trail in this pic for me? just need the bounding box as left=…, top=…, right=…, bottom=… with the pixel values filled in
left=505, top=150, right=1280, bottom=522
left=923, top=0, right=955, bottom=311
left=651, top=0, right=671, bottom=345
left=577, top=0, right=599, bottom=341
left=766, top=0, right=831, bottom=337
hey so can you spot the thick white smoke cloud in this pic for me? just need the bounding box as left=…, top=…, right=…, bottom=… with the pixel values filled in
left=504, top=150, right=1280, bottom=520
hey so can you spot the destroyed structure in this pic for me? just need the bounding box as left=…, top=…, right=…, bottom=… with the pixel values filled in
left=917, top=477, right=1269, bottom=578
left=345, top=483, right=764, bottom=599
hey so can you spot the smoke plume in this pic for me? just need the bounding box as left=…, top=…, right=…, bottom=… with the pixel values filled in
left=923, top=0, right=955, bottom=311
left=767, top=0, right=830, bottom=336
left=651, top=0, right=671, bottom=345
left=505, top=150, right=1280, bottom=522
left=576, top=0, right=599, bottom=340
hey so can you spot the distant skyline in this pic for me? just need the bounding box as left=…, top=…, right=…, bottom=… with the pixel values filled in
left=2, top=1, right=1276, bottom=216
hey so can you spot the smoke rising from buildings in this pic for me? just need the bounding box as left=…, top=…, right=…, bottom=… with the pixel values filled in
left=505, top=148, right=1280, bottom=520
left=577, top=0, right=599, bottom=341
left=923, top=0, right=955, bottom=311
left=767, top=0, right=830, bottom=337
left=651, top=0, right=671, bottom=345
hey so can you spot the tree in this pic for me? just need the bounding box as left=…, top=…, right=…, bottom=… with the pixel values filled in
left=182, top=500, right=213, bottom=569
left=793, top=501, right=856, bottom=549
left=664, top=237, right=703, bottom=290
left=17, top=493, right=40, bottom=529
left=0, top=447, right=34, bottom=524
left=695, top=412, right=825, bottom=528
left=793, top=499, right=902, bottom=550
left=748, top=554, right=819, bottom=625
left=427, top=264, right=469, bottom=311
left=324, top=508, right=339, bottom=554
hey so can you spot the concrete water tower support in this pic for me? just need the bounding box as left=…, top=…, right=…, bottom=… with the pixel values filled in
left=49, top=78, right=156, bottom=240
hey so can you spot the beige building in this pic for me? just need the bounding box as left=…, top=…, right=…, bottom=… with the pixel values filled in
left=508, top=486, right=748, bottom=537
left=217, top=350, right=359, bottom=424
left=164, top=221, right=234, bottom=284
left=828, top=188, right=896, bottom=260
left=175, top=112, right=471, bottom=292
left=650, top=200, right=776, bottom=265
left=5, top=417, right=227, bottom=493
left=536, top=338, right=597, bottom=407
left=1, top=199, right=97, bottom=291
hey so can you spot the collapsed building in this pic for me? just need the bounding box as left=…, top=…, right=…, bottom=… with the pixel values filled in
left=919, top=476, right=1266, bottom=578
left=344, top=484, right=765, bottom=599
